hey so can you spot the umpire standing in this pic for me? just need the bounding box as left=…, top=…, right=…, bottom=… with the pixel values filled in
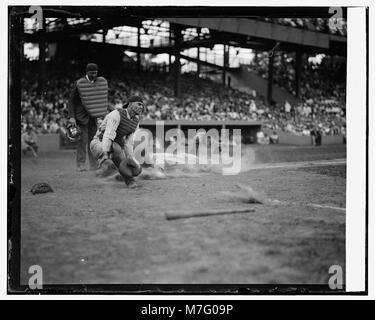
left=68, top=63, right=108, bottom=171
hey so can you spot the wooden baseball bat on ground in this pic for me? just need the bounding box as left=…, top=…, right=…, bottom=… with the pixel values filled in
left=165, top=207, right=255, bottom=220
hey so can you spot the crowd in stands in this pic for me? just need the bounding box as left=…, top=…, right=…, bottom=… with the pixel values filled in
left=21, top=58, right=346, bottom=143
left=261, top=17, right=347, bottom=36
left=247, top=52, right=346, bottom=138
left=261, top=99, right=345, bottom=138
left=251, top=52, right=346, bottom=103
left=109, top=73, right=266, bottom=122
left=21, top=75, right=71, bottom=139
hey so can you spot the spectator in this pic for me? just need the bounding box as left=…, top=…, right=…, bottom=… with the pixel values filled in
left=264, top=133, right=270, bottom=145
left=284, top=100, right=292, bottom=117
left=256, top=130, right=265, bottom=144
left=49, top=121, right=60, bottom=133
left=341, top=125, right=346, bottom=144
left=270, top=131, right=279, bottom=144
left=22, top=126, right=38, bottom=157
left=310, top=128, right=316, bottom=145
left=303, top=104, right=312, bottom=117
left=315, top=129, right=322, bottom=146
left=249, top=100, right=257, bottom=113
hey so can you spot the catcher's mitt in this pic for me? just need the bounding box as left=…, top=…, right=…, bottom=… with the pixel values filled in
left=118, top=157, right=142, bottom=179
left=30, top=182, right=54, bottom=195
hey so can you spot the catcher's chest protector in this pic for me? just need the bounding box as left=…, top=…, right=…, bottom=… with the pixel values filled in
left=114, top=109, right=139, bottom=147
left=76, top=76, right=108, bottom=118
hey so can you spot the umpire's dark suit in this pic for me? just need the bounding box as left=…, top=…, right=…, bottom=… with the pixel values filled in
left=68, top=79, right=97, bottom=169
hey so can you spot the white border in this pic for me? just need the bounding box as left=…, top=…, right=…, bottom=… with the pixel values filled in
left=346, top=7, right=367, bottom=293
left=1, top=1, right=373, bottom=299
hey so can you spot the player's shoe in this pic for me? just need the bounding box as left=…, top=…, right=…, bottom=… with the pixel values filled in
left=114, top=173, right=124, bottom=181
left=77, top=164, right=87, bottom=172
left=95, top=159, right=117, bottom=177
left=113, top=173, right=138, bottom=187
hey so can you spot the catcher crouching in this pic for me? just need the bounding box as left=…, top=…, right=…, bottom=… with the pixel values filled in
left=90, top=96, right=145, bottom=187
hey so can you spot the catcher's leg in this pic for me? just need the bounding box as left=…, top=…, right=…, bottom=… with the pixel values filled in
left=30, top=143, right=38, bottom=157
left=26, top=144, right=38, bottom=157
left=90, top=138, right=116, bottom=176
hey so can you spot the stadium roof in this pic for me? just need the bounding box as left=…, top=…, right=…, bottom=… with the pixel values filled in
left=16, top=6, right=347, bottom=56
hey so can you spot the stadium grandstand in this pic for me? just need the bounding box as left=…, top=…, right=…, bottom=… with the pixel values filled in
left=12, top=6, right=347, bottom=144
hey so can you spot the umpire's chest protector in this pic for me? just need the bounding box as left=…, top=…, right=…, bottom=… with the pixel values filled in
left=76, top=77, right=108, bottom=118
left=114, top=109, right=139, bottom=147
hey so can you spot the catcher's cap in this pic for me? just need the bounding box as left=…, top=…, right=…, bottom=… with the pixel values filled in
left=127, top=95, right=143, bottom=104
left=86, top=63, right=98, bottom=72
left=123, top=95, right=144, bottom=111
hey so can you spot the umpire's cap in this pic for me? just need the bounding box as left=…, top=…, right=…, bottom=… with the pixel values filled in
left=86, top=63, right=98, bottom=72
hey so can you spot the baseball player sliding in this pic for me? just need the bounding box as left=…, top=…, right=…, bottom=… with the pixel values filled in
left=90, top=96, right=145, bottom=187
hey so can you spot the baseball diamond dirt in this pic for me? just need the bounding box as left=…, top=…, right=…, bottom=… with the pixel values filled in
left=20, top=144, right=346, bottom=285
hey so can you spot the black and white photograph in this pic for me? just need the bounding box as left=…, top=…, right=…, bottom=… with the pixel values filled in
left=7, top=3, right=369, bottom=295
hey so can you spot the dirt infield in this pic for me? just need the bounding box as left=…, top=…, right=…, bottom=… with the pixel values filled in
left=20, top=144, right=346, bottom=285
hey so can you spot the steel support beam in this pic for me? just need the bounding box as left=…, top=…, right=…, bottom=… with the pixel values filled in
left=137, top=26, right=141, bottom=73
left=38, top=17, right=47, bottom=94
left=223, top=44, right=229, bottom=86
left=173, top=26, right=182, bottom=98
left=295, top=50, right=302, bottom=98
left=267, top=52, right=274, bottom=104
